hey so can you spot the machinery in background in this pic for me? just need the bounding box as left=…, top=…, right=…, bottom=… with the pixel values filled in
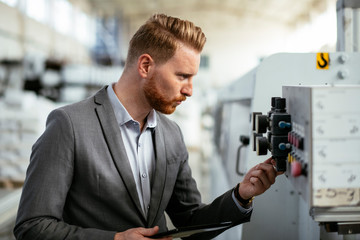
left=251, top=85, right=360, bottom=236
left=213, top=52, right=360, bottom=240
left=283, top=85, right=360, bottom=235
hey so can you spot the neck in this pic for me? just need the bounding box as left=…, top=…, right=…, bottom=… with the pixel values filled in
left=113, top=72, right=151, bottom=129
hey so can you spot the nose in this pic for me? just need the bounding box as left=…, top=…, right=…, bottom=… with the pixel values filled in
left=181, top=79, right=193, bottom=97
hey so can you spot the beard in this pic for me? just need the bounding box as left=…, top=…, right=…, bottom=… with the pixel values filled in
left=143, top=74, right=186, bottom=114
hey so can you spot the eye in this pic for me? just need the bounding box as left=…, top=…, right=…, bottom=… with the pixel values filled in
left=178, top=74, right=190, bottom=81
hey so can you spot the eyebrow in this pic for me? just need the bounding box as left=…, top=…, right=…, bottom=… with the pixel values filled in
left=175, top=72, right=195, bottom=78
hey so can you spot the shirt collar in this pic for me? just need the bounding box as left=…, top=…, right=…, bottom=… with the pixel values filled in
left=107, top=83, right=157, bottom=129
left=145, top=107, right=156, bottom=128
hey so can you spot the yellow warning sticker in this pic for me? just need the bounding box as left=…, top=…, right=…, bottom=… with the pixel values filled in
left=316, top=52, right=330, bottom=69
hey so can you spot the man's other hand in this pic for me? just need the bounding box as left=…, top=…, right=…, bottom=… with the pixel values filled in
left=114, top=226, right=172, bottom=240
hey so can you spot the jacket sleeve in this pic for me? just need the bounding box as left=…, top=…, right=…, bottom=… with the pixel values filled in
left=165, top=124, right=252, bottom=240
left=13, top=109, right=116, bottom=240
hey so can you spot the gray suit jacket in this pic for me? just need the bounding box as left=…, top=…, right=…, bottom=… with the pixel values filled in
left=14, top=87, right=251, bottom=240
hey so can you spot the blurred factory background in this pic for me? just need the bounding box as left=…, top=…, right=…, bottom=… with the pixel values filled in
left=1, top=0, right=359, bottom=239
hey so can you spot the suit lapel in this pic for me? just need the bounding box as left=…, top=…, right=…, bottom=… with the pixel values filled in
left=148, top=120, right=167, bottom=226
left=94, top=87, right=145, bottom=220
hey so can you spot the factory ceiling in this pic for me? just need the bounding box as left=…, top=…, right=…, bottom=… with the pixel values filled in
left=85, top=0, right=336, bottom=30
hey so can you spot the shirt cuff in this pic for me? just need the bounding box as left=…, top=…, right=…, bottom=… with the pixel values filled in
left=232, top=190, right=253, bottom=215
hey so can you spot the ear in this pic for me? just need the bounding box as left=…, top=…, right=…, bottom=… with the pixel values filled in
left=137, top=54, right=154, bottom=78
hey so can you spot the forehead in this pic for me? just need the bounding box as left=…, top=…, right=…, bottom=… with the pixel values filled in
left=162, top=43, right=201, bottom=74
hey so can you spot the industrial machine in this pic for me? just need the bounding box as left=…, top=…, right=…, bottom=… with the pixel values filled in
left=252, top=85, right=360, bottom=237
left=213, top=52, right=360, bottom=240
left=213, top=7, right=360, bottom=239
left=283, top=85, right=360, bottom=232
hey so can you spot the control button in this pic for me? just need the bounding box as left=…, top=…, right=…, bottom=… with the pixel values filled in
left=294, top=136, right=299, bottom=148
left=275, top=98, right=286, bottom=110
left=278, top=121, right=291, bottom=129
left=291, top=161, right=302, bottom=177
left=279, top=143, right=291, bottom=151
left=287, top=153, right=292, bottom=163
left=288, top=132, right=292, bottom=143
left=252, top=112, right=262, bottom=131
left=255, top=115, right=268, bottom=133
left=298, top=137, right=304, bottom=150
left=256, top=136, right=268, bottom=155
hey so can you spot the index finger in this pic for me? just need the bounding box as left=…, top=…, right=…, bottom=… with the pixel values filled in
left=263, top=157, right=286, bottom=175
left=260, top=158, right=285, bottom=177
left=271, top=159, right=285, bottom=176
left=255, top=162, right=277, bottom=184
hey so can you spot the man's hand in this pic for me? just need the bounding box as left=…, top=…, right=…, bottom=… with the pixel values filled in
left=238, top=157, right=283, bottom=200
left=114, top=226, right=172, bottom=240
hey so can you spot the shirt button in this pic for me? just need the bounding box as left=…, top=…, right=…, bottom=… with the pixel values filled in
left=142, top=173, right=147, bottom=178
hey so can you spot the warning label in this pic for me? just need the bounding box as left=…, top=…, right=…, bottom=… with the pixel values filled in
left=316, top=52, right=330, bottom=69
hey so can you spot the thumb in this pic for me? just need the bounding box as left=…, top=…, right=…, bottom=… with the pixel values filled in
left=141, top=226, right=159, bottom=237
left=264, top=157, right=273, bottom=164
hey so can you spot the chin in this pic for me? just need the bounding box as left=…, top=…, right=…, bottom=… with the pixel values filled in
left=157, top=106, right=176, bottom=115
left=161, top=109, right=176, bottom=115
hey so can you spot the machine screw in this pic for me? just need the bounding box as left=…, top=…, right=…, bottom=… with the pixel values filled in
left=337, top=69, right=349, bottom=79
left=338, top=54, right=348, bottom=64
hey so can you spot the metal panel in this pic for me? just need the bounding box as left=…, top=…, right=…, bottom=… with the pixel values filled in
left=214, top=53, right=360, bottom=240
left=283, top=85, right=360, bottom=223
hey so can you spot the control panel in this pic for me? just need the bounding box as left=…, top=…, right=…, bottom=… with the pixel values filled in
left=252, top=85, right=360, bottom=228
left=283, top=85, right=360, bottom=214
left=252, top=97, right=292, bottom=172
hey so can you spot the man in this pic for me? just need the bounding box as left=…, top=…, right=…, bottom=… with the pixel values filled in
left=14, top=14, right=280, bottom=240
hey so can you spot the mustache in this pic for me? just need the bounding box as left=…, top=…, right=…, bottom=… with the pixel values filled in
left=176, top=95, right=187, bottom=102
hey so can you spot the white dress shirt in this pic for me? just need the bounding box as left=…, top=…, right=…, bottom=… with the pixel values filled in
left=107, top=84, right=156, bottom=217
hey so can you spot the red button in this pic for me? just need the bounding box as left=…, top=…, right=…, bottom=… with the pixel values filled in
left=291, top=161, right=302, bottom=177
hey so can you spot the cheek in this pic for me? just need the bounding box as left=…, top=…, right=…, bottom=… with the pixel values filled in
left=158, top=78, right=179, bottom=94
left=152, top=69, right=180, bottom=95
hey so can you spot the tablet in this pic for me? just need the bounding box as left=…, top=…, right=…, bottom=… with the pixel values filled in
left=151, top=221, right=233, bottom=239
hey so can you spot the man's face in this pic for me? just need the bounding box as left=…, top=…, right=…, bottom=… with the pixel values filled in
left=143, top=43, right=201, bottom=114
